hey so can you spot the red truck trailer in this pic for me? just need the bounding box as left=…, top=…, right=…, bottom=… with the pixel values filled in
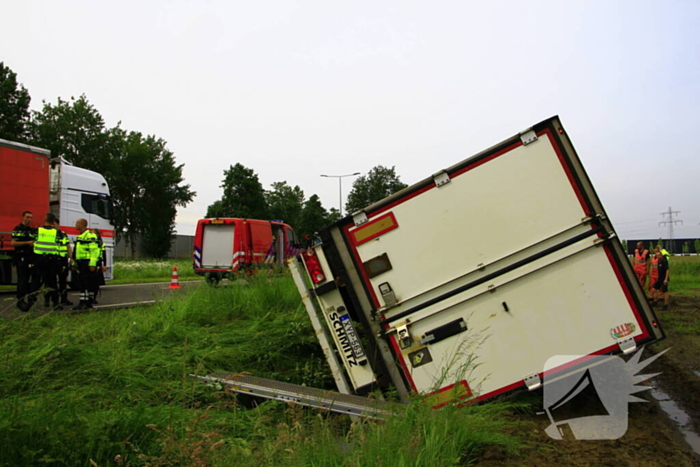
left=0, top=138, right=115, bottom=285
left=193, top=218, right=300, bottom=283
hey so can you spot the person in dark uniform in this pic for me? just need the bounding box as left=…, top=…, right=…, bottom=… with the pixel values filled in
left=11, top=211, right=37, bottom=311
left=30, top=212, right=61, bottom=310
left=92, top=229, right=106, bottom=304
left=653, top=249, right=671, bottom=311
left=54, top=218, right=73, bottom=306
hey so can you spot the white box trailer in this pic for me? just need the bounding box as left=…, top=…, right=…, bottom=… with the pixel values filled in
left=292, top=115, right=664, bottom=407
left=197, top=116, right=664, bottom=414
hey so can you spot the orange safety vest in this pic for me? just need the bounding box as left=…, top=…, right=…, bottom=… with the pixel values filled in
left=634, top=249, right=649, bottom=274
left=649, top=256, right=659, bottom=279
left=634, top=249, right=649, bottom=265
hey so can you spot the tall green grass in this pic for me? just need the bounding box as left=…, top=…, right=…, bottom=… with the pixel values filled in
left=668, top=256, right=700, bottom=293
left=0, top=275, right=522, bottom=466
left=112, top=258, right=199, bottom=284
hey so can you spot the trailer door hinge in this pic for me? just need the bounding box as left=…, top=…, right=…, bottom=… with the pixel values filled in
left=617, top=336, right=637, bottom=355
left=593, top=232, right=616, bottom=247
left=379, top=282, right=397, bottom=308
left=396, top=324, right=413, bottom=350
left=353, top=211, right=369, bottom=226
left=520, top=129, right=538, bottom=146
left=433, top=171, right=451, bottom=187
left=523, top=374, right=542, bottom=391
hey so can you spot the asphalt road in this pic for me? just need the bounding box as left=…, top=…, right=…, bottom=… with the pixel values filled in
left=0, top=280, right=202, bottom=318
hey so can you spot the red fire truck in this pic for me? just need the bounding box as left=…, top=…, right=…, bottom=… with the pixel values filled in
left=193, top=218, right=300, bottom=283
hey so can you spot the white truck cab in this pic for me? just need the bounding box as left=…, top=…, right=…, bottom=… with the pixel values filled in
left=50, top=159, right=115, bottom=281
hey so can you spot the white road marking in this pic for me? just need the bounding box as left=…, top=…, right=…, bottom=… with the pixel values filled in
left=101, top=280, right=201, bottom=288
left=94, top=300, right=157, bottom=309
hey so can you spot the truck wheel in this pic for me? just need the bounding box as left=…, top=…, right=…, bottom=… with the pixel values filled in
left=205, top=272, right=222, bottom=286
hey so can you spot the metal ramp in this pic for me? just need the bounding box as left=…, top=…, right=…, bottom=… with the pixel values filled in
left=192, top=373, right=395, bottom=420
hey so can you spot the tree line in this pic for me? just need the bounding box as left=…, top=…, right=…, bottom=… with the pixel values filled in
left=0, top=62, right=194, bottom=257
left=206, top=164, right=407, bottom=242
left=1, top=61, right=409, bottom=252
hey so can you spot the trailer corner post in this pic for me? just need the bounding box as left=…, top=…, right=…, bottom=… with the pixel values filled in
left=288, top=257, right=354, bottom=396
left=328, top=226, right=413, bottom=403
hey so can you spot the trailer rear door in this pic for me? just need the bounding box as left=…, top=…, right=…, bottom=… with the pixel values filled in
left=327, top=116, right=663, bottom=402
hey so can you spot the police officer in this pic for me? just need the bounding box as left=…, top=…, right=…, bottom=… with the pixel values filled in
left=54, top=218, right=73, bottom=306
left=11, top=211, right=37, bottom=311
left=30, top=213, right=61, bottom=310
left=73, top=218, right=99, bottom=310
left=92, top=229, right=107, bottom=304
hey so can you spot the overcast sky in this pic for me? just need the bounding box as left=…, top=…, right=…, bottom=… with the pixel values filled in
left=2, top=1, right=699, bottom=241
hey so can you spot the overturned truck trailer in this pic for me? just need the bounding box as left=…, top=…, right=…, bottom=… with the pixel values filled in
left=199, top=116, right=664, bottom=415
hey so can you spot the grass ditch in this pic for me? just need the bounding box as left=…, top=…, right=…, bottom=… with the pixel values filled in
left=667, top=256, right=700, bottom=295
left=111, top=258, right=200, bottom=285
left=0, top=274, right=524, bottom=466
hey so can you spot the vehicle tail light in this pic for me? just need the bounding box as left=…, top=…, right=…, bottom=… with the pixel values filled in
left=302, top=248, right=326, bottom=284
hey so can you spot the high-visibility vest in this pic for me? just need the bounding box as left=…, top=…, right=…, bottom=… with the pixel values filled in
left=56, top=230, right=69, bottom=258
left=74, top=230, right=99, bottom=266
left=634, top=249, right=649, bottom=265
left=33, top=227, right=58, bottom=255
left=97, top=241, right=106, bottom=265
left=661, top=248, right=670, bottom=261
left=650, top=256, right=659, bottom=277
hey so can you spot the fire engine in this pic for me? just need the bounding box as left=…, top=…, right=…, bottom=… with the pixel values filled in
left=192, top=218, right=300, bottom=284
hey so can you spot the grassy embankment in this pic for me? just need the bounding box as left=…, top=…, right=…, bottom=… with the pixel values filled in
left=653, top=256, right=700, bottom=336
left=111, top=258, right=199, bottom=285
left=111, top=254, right=700, bottom=289
left=665, top=256, right=700, bottom=294
left=0, top=275, right=523, bottom=466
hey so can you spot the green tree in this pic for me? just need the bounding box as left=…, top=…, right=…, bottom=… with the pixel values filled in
left=621, top=239, right=628, bottom=254
left=207, top=163, right=269, bottom=219
left=29, top=95, right=110, bottom=173
left=682, top=242, right=690, bottom=255
left=30, top=96, right=195, bottom=256
left=266, top=181, right=305, bottom=229
left=327, top=207, right=341, bottom=224
left=0, top=62, right=31, bottom=141
left=345, top=166, right=408, bottom=214
left=109, top=131, right=195, bottom=257
left=205, top=200, right=225, bottom=218
left=694, top=239, right=700, bottom=255
left=298, top=194, right=329, bottom=241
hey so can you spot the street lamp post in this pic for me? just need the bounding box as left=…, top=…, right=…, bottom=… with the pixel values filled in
left=320, top=172, right=360, bottom=217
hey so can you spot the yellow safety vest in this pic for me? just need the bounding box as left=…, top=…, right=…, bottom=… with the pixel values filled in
left=56, top=230, right=69, bottom=258
left=33, top=227, right=58, bottom=255
left=74, top=230, right=99, bottom=267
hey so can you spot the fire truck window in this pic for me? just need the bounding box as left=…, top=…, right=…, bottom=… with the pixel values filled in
left=286, top=229, right=298, bottom=245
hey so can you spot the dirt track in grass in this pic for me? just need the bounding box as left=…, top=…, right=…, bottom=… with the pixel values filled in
left=478, top=293, right=700, bottom=466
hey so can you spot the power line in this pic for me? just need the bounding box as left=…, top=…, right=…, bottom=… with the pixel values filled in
left=613, top=217, right=659, bottom=225
left=658, top=207, right=683, bottom=253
